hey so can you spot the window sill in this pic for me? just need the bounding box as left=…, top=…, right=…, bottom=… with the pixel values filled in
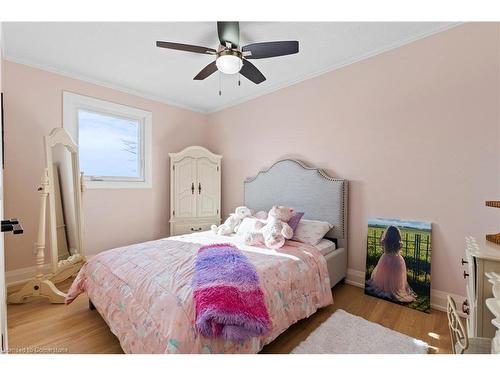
left=84, top=180, right=152, bottom=189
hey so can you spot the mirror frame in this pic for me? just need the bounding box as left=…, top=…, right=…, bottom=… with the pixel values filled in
left=44, top=128, right=84, bottom=274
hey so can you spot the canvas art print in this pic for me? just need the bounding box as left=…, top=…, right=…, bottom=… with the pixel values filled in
left=365, top=218, right=432, bottom=313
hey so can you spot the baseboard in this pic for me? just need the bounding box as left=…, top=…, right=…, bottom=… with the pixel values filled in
left=5, top=264, right=52, bottom=288
left=431, top=289, right=467, bottom=317
left=345, top=267, right=467, bottom=317
left=345, top=268, right=366, bottom=288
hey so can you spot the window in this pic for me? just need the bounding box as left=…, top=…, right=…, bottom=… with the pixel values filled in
left=78, top=110, right=141, bottom=179
left=63, top=92, right=152, bottom=188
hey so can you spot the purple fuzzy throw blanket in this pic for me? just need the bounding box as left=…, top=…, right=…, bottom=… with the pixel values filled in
left=192, top=243, right=271, bottom=341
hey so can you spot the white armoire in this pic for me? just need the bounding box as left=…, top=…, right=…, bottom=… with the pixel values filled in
left=169, top=146, right=222, bottom=236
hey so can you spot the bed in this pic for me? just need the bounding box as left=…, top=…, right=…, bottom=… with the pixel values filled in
left=66, top=159, right=348, bottom=354
left=244, top=159, right=348, bottom=288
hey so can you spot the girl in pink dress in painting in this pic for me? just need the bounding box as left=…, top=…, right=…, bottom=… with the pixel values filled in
left=366, top=226, right=417, bottom=303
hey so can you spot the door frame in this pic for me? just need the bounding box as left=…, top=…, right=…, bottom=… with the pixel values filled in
left=0, top=22, right=8, bottom=354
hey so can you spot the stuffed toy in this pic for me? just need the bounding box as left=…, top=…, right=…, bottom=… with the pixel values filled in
left=244, top=205, right=295, bottom=249
left=211, top=206, right=253, bottom=236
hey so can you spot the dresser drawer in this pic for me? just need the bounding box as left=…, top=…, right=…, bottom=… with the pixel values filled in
left=465, top=283, right=477, bottom=336
left=464, top=242, right=476, bottom=295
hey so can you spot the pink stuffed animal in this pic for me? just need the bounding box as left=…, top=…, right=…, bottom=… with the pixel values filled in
left=244, top=205, right=295, bottom=249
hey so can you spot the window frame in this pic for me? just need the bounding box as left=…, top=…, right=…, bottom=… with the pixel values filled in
left=63, top=91, right=152, bottom=189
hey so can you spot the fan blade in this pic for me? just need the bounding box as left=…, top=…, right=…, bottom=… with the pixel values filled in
left=217, top=22, right=239, bottom=48
left=193, top=61, right=218, bottom=80
left=243, top=41, right=299, bottom=59
left=156, top=41, right=216, bottom=55
left=240, top=60, right=266, bottom=84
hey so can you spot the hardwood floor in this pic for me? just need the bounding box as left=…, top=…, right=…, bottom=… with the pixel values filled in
left=7, top=281, right=451, bottom=354
left=262, top=284, right=451, bottom=354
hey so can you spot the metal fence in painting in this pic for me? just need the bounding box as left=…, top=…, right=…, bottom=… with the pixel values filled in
left=366, top=229, right=431, bottom=287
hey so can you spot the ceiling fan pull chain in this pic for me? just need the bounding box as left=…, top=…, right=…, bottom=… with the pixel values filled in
left=238, top=73, right=241, bottom=87
left=219, top=72, right=222, bottom=96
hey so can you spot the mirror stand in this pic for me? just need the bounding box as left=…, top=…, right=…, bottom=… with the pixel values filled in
left=8, top=128, right=86, bottom=304
left=7, top=170, right=67, bottom=304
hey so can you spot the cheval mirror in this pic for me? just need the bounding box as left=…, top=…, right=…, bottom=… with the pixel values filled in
left=8, top=128, right=85, bottom=304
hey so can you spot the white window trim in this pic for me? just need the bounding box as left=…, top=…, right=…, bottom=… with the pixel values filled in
left=63, top=91, right=152, bottom=189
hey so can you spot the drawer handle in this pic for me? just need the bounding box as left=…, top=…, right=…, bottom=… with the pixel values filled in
left=461, top=258, right=468, bottom=265
left=191, top=182, right=194, bottom=194
left=190, top=227, right=203, bottom=232
left=462, top=299, right=470, bottom=315
left=463, top=271, right=469, bottom=279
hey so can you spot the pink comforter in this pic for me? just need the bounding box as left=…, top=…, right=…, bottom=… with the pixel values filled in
left=66, top=231, right=333, bottom=353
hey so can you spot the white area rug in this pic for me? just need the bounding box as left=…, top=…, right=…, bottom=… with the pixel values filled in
left=291, top=309, right=429, bottom=354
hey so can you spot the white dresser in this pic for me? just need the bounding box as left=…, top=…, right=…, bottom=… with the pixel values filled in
left=169, top=146, right=222, bottom=236
left=464, top=236, right=500, bottom=338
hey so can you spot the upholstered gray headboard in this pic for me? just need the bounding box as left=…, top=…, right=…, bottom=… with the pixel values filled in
left=244, top=159, right=348, bottom=249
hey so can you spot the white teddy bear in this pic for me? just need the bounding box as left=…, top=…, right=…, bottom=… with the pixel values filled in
left=244, top=205, right=295, bottom=249
left=211, top=206, right=253, bottom=236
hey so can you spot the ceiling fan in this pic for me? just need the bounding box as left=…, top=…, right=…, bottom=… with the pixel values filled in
left=156, top=22, right=299, bottom=85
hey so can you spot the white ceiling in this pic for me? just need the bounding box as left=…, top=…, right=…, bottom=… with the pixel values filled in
left=3, top=22, right=457, bottom=113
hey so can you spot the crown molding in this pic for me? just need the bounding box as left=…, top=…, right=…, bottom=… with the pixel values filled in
left=3, top=22, right=461, bottom=115
left=206, top=22, right=462, bottom=113
left=2, top=55, right=208, bottom=114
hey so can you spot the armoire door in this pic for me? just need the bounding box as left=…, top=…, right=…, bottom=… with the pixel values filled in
left=196, top=157, right=219, bottom=218
left=173, top=157, right=197, bottom=219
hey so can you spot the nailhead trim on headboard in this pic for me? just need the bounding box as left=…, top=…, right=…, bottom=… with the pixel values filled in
left=244, top=159, right=348, bottom=243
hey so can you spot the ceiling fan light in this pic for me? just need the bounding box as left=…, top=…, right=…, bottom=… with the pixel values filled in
left=216, top=54, right=242, bottom=75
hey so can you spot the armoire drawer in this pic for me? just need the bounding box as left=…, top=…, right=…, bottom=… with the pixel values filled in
left=171, top=222, right=215, bottom=236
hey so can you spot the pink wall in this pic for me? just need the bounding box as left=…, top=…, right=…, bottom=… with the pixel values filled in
left=206, top=23, right=500, bottom=296
left=3, top=23, right=499, bottom=298
left=3, top=61, right=209, bottom=271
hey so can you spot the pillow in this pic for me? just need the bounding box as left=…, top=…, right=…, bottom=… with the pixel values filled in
left=254, top=211, right=268, bottom=220
left=292, top=219, right=333, bottom=246
left=236, top=217, right=261, bottom=236
left=288, top=212, right=304, bottom=233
